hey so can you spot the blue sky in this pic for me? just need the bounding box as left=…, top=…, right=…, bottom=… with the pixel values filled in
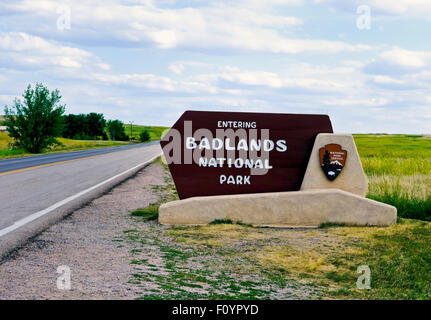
left=1, top=0, right=430, bottom=133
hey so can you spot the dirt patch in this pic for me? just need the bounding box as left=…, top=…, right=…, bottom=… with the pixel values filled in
left=0, top=162, right=166, bottom=299
left=127, top=222, right=321, bottom=299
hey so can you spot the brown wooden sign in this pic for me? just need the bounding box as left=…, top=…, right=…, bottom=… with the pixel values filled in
left=160, top=110, right=333, bottom=199
left=319, top=144, right=347, bottom=181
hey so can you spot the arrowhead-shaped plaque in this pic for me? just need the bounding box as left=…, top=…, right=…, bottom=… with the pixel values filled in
left=319, top=144, right=347, bottom=181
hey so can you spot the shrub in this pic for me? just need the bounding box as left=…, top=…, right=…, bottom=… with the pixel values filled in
left=139, top=129, right=151, bottom=142
left=106, top=119, right=128, bottom=141
left=3, top=83, right=65, bottom=153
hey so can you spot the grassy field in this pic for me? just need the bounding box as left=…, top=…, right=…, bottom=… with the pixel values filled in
left=0, top=131, right=131, bottom=159
left=123, top=124, right=168, bottom=141
left=354, top=134, right=431, bottom=221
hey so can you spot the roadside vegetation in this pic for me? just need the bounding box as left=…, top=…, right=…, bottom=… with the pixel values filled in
left=354, top=134, right=431, bottom=221
left=124, top=124, right=168, bottom=142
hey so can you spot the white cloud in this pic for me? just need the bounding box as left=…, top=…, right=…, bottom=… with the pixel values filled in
left=363, top=47, right=431, bottom=77
left=197, top=63, right=362, bottom=92
left=316, top=0, right=431, bottom=16
left=365, top=0, right=431, bottom=15
left=371, top=75, right=404, bottom=85
left=169, top=63, right=184, bottom=75
left=322, top=97, right=388, bottom=107
left=168, top=61, right=211, bottom=75
left=86, top=72, right=220, bottom=94
left=0, top=31, right=110, bottom=71
left=0, top=0, right=371, bottom=54
left=379, top=48, right=431, bottom=69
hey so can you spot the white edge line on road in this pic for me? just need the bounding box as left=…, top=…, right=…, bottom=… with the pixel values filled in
left=0, top=153, right=161, bottom=238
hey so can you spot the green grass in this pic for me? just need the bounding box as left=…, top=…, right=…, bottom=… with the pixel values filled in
left=123, top=124, right=169, bottom=141
left=0, top=131, right=131, bottom=159
left=209, top=219, right=253, bottom=227
left=321, top=219, right=431, bottom=299
left=354, top=134, right=431, bottom=221
left=318, top=222, right=348, bottom=228
left=354, top=134, right=431, bottom=162
left=131, top=204, right=159, bottom=221
left=368, top=192, right=431, bottom=222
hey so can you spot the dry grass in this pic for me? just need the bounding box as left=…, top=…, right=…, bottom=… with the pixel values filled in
left=361, top=158, right=431, bottom=176
left=368, top=174, right=431, bottom=200
left=0, top=131, right=9, bottom=148
left=257, top=246, right=334, bottom=273
left=167, top=224, right=270, bottom=247
left=165, top=219, right=431, bottom=299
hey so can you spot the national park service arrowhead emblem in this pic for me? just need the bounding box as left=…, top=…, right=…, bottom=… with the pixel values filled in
left=319, top=144, right=347, bottom=181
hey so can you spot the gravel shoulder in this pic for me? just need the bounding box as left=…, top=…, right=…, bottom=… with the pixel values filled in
left=0, top=161, right=166, bottom=299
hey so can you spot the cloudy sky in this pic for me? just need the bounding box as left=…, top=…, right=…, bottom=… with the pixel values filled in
left=1, top=0, right=430, bottom=133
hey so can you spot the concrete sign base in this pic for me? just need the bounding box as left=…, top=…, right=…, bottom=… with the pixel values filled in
left=159, top=189, right=397, bottom=227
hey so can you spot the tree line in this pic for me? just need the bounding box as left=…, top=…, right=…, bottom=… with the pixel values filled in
left=3, top=83, right=150, bottom=153
left=62, top=113, right=128, bottom=141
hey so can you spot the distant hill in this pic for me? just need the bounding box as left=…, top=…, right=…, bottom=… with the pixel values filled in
left=123, top=124, right=169, bottom=141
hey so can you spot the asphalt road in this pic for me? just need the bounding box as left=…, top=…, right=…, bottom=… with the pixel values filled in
left=0, top=141, right=159, bottom=173
left=0, top=142, right=161, bottom=254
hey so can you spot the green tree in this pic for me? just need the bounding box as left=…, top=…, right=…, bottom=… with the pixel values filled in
left=85, top=113, right=106, bottom=139
left=62, top=113, right=106, bottom=140
left=4, top=83, right=65, bottom=153
left=139, top=128, right=151, bottom=142
left=62, top=114, right=85, bottom=139
left=106, top=120, right=128, bottom=141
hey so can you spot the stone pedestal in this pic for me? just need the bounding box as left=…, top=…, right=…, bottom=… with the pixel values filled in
left=301, top=133, right=368, bottom=197
left=159, top=189, right=397, bottom=227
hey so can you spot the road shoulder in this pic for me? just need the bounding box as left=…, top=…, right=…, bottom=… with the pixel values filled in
left=0, top=162, right=166, bottom=299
